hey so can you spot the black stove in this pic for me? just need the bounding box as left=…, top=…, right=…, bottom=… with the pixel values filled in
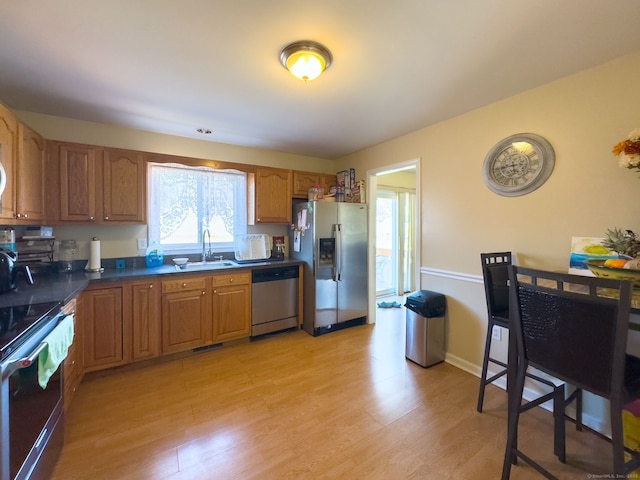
left=0, top=301, right=61, bottom=362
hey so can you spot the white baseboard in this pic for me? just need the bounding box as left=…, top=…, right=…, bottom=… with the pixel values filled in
left=444, top=353, right=606, bottom=434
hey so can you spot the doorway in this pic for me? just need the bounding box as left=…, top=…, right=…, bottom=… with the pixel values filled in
left=376, top=188, right=416, bottom=297
left=366, top=159, right=420, bottom=322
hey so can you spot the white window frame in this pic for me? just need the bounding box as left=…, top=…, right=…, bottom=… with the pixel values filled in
left=147, top=163, right=247, bottom=255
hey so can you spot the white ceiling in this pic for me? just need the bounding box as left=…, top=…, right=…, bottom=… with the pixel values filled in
left=1, top=1, right=639, bottom=160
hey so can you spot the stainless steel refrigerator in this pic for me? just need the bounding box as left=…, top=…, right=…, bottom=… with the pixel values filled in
left=290, top=201, right=368, bottom=336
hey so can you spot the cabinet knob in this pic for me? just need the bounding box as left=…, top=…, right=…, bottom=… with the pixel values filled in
left=15, top=213, right=21, bottom=219
left=182, top=283, right=187, bottom=288
left=104, top=216, right=110, bottom=220
left=202, top=291, right=205, bottom=295
left=213, top=289, right=217, bottom=294
left=23, top=214, right=28, bottom=219
left=89, top=216, right=95, bottom=221
left=149, top=284, right=153, bottom=289
left=229, top=278, right=234, bottom=283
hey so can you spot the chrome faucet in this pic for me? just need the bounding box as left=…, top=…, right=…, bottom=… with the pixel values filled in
left=202, top=229, right=213, bottom=262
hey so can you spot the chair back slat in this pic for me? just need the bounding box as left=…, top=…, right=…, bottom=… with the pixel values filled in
left=508, top=266, right=632, bottom=400
left=481, top=252, right=512, bottom=319
left=518, top=286, right=618, bottom=397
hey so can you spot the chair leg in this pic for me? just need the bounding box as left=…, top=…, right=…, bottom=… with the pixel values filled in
left=477, top=318, right=495, bottom=412
left=553, top=385, right=566, bottom=463
left=575, top=389, right=582, bottom=432
left=610, top=398, right=627, bottom=475
left=501, top=365, right=526, bottom=480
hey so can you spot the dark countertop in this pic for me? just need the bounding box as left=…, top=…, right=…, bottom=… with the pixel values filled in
left=0, top=258, right=303, bottom=309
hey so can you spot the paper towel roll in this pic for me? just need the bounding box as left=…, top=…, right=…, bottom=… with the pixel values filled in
left=86, top=237, right=102, bottom=271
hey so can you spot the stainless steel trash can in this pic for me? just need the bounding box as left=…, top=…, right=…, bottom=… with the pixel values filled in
left=405, top=290, right=447, bottom=367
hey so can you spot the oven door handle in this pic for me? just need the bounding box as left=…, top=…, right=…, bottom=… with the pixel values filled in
left=9, top=341, right=47, bottom=371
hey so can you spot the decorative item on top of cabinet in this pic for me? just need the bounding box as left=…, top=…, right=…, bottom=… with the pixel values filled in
left=211, top=271, right=251, bottom=343
left=81, top=284, right=130, bottom=372
left=161, top=276, right=209, bottom=354
left=15, top=123, right=46, bottom=223
left=47, top=141, right=147, bottom=224
left=0, top=103, right=18, bottom=221
left=131, top=280, right=161, bottom=361
left=292, top=170, right=337, bottom=198
left=249, top=167, right=292, bottom=224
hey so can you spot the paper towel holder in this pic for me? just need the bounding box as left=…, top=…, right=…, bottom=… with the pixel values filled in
left=85, top=236, right=105, bottom=273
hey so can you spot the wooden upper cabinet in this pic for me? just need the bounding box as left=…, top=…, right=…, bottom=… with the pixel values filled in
left=102, top=148, right=146, bottom=223
left=292, top=170, right=337, bottom=198
left=251, top=167, right=292, bottom=224
left=48, top=141, right=147, bottom=224
left=59, top=143, right=98, bottom=222
left=16, top=123, right=46, bottom=222
left=0, top=103, right=17, bottom=221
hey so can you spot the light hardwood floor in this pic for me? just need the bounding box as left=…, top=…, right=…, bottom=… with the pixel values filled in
left=52, top=303, right=614, bottom=479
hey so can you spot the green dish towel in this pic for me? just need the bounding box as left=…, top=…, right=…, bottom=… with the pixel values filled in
left=38, top=314, right=74, bottom=389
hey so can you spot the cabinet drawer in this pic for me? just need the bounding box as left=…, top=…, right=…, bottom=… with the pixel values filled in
left=65, top=342, right=79, bottom=375
left=211, top=271, right=250, bottom=287
left=162, top=277, right=206, bottom=293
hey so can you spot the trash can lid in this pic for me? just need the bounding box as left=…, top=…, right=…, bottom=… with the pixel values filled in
left=405, top=290, right=447, bottom=317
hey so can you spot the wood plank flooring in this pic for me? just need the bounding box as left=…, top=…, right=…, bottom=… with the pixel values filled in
left=52, top=303, right=614, bottom=479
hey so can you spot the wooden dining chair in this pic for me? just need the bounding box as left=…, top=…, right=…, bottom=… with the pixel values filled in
left=502, top=266, right=640, bottom=479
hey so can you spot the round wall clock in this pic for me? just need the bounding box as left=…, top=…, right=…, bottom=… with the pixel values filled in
left=482, top=133, right=555, bottom=197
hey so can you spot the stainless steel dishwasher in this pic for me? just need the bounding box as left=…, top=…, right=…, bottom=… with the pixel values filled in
left=251, top=265, right=299, bottom=336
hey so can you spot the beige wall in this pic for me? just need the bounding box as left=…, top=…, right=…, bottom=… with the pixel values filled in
left=336, top=52, right=640, bottom=431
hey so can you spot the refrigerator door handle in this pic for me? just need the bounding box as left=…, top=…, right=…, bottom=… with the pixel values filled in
left=335, top=224, right=342, bottom=281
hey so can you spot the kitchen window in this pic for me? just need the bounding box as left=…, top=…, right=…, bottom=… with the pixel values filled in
left=147, top=163, right=247, bottom=254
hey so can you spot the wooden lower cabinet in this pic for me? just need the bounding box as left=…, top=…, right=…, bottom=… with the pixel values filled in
left=81, top=285, right=129, bottom=372
left=131, top=280, right=160, bottom=361
left=77, top=272, right=254, bottom=375
left=62, top=298, right=82, bottom=410
left=161, top=277, right=209, bottom=354
left=212, top=271, right=251, bottom=343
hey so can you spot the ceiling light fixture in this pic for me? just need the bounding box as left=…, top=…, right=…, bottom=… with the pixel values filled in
left=279, top=40, right=332, bottom=82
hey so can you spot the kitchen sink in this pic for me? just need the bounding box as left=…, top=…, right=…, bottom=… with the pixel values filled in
left=186, top=261, right=236, bottom=269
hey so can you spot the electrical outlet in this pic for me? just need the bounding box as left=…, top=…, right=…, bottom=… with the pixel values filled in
left=492, top=325, right=502, bottom=341
left=137, top=238, right=147, bottom=250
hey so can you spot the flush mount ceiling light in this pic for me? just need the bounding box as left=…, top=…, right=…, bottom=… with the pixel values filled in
left=279, top=40, right=332, bottom=81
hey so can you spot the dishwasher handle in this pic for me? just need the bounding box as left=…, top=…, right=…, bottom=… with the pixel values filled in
left=251, top=266, right=299, bottom=283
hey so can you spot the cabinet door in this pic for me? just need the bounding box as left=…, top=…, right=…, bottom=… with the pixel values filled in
left=81, top=287, right=124, bottom=371
left=103, top=148, right=146, bottom=223
left=292, top=171, right=320, bottom=198
left=211, top=272, right=251, bottom=343
left=320, top=174, right=337, bottom=194
left=254, top=167, right=292, bottom=224
left=0, top=103, right=17, bottom=220
left=212, top=283, right=251, bottom=343
left=131, top=280, right=160, bottom=361
left=59, top=143, right=98, bottom=222
left=16, top=123, right=46, bottom=222
left=161, top=289, right=208, bottom=354
left=61, top=298, right=82, bottom=410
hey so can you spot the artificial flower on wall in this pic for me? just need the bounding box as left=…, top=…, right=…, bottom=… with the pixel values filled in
left=613, top=128, right=640, bottom=171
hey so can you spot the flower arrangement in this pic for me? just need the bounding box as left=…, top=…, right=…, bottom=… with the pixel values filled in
left=613, top=128, right=640, bottom=171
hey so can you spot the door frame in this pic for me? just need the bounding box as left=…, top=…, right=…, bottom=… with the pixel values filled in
left=366, top=158, right=421, bottom=324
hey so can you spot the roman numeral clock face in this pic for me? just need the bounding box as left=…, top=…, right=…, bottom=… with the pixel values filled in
left=482, top=133, right=555, bottom=197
